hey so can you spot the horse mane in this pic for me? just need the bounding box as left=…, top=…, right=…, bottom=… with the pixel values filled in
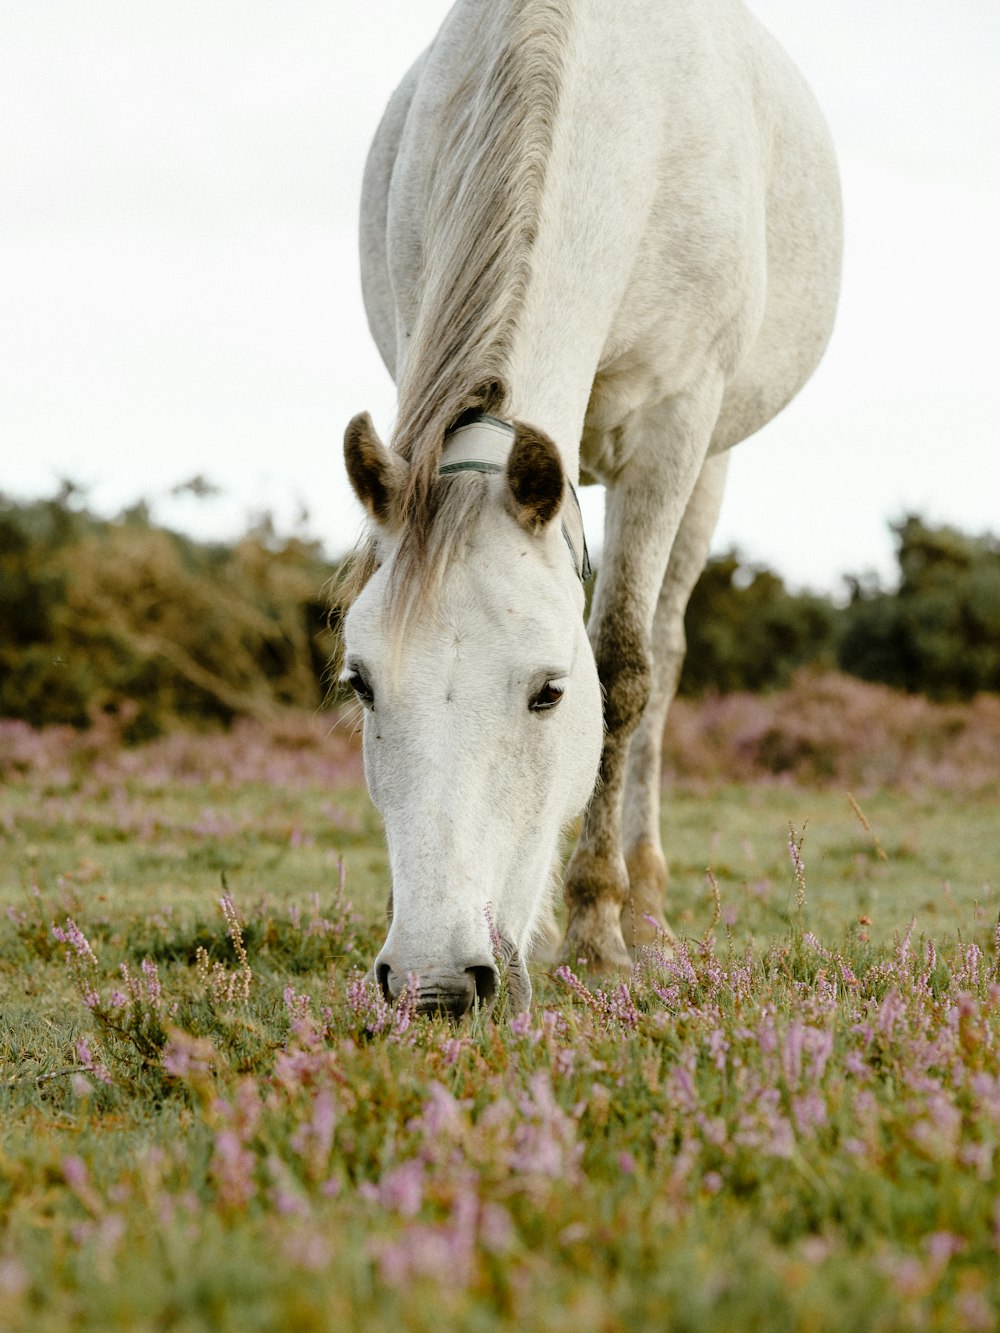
left=385, top=0, right=571, bottom=615
left=335, top=1, right=571, bottom=645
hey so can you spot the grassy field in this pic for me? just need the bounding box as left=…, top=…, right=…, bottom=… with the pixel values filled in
left=1, top=704, right=998, bottom=1331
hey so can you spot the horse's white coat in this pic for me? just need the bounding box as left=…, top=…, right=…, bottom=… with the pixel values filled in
left=344, top=0, right=842, bottom=1009
left=345, top=475, right=602, bottom=1006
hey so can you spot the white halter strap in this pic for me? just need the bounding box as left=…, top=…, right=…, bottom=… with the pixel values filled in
left=439, top=413, right=592, bottom=583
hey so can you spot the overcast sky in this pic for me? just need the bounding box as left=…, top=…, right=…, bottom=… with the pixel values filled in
left=1, top=1, right=997, bottom=591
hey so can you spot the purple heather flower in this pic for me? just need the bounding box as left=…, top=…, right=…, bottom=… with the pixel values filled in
left=75, top=1039, right=112, bottom=1085
left=141, top=958, right=162, bottom=1008
left=51, top=917, right=98, bottom=965
left=379, top=1160, right=425, bottom=1218
left=483, top=902, right=504, bottom=963
left=210, top=1128, right=256, bottom=1209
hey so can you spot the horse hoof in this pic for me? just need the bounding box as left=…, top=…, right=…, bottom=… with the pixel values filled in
left=559, top=914, right=632, bottom=975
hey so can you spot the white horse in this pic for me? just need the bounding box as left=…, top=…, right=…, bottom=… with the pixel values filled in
left=341, top=0, right=841, bottom=1016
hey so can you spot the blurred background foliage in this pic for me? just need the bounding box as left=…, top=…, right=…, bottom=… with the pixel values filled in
left=0, top=484, right=337, bottom=739
left=678, top=554, right=838, bottom=695
left=836, top=516, right=1000, bottom=699
left=680, top=516, right=1000, bottom=701
left=1, top=483, right=997, bottom=737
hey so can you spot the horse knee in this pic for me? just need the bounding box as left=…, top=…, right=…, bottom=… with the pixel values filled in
left=596, top=623, right=652, bottom=734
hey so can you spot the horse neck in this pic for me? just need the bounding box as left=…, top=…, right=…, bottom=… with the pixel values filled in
left=503, top=2, right=665, bottom=477
left=393, top=0, right=663, bottom=487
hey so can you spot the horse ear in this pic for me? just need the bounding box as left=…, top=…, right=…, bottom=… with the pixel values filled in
left=344, top=413, right=408, bottom=526
left=505, top=422, right=565, bottom=533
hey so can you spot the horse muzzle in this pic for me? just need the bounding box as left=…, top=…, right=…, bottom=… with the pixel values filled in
left=375, top=959, right=498, bottom=1019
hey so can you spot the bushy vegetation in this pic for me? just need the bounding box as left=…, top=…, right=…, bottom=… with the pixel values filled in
left=838, top=516, right=1000, bottom=699
left=679, top=552, right=837, bottom=694
left=0, top=487, right=338, bottom=738
left=1, top=487, right=998, bottom=734
left=662, top=670, right=1000, bottom=791
left=680, top=516, right=1000, bottom=699
left=1, top=718, right=998, bottom=1330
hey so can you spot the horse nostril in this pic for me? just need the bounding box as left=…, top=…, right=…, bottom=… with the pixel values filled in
left=466, top=965, right=498, bottom=1010
left=375, top=961, right=498, bottom=1019
left=375, top=962, right=393, bottom=1002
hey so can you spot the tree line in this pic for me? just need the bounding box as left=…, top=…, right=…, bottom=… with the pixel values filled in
left=681, top=515, right=1000, bottom=700
left=1, top=487, right=997, bottom=736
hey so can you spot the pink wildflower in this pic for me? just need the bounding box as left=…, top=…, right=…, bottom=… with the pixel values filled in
left=210, top=1128, right=256, bottom=1209
left=410, top=1082, right=467, bottom=1140
left=483, top=902, right=504, bottom=962
left=844, top=1050, right=868, bottom=1079
left=439, top=1036, right=467, bottom=1066
left=379, top=1160, right=425, bottom=1218
left=140, top=958, right=162, bottom=1009
left=512, top=1071, right=583, bottom=1183
left=162, top=1031, right=218, bottom=1082
left=707, top=1027, right=729, bottom=1072
left=283, top=986, right=311, bottom=1023
left=51, top=918, right=97, bottom=965
left=791, top=1091, right=827, bottom=1135
left=667, top=1063, right=699, bottom=1115
left=0, top=1257, right=29, bottom=1300
left=924, top=1231, right=965, bottom=1267
left=75, top=1039, right=112, bottom=1085
left=554, top=1046, right=575, bottom=1077
left=781, top=1022, right=805, bottom=1084
left=479, top=1202, right=514, bottom=1253
left=62, top=1156, right=101, bottom=1215
left=266, top=1156, right=309, bottom=1218
left=876, top=989, right=905, bottom=1039
left=289, top=1088, right=336, bottom=1180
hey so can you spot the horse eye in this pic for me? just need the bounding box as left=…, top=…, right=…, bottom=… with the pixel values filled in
left=349, top=672, right=374, bottom=708
left=529, top=681, right=564, bottom=713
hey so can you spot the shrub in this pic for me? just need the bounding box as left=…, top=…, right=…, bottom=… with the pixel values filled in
left=839, top=516, right=1000, bottom=699
left=680, top=551, right=837, bottom=695
left=0, top=488, right=340, bottom=735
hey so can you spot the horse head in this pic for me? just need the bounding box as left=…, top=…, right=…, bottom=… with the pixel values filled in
left=340, top=411, right=602, bottom=1017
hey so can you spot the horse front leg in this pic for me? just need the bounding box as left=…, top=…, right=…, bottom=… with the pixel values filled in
left=562, top=388, right=722, bottom=971
left=621, top=451, right=729, bottom=950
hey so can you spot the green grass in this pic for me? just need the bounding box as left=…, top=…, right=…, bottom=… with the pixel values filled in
left=660, top=785, right=998, bottom=946
left=1, top=727, right=999, bottom=1331
left=4, top=765, right=993, bottom=950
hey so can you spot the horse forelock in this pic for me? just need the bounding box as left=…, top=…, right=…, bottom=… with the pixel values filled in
left=330, top=472, right=497, bottom=677
left=388, top=0, right=572, bottom=565
left=384, top=472, right=492, bottom=648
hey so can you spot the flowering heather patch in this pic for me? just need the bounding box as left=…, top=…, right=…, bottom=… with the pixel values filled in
left=0, top=711, right=364, bottom=790
left=663, top=669, right=1000, bottom=791
left=1, top=835, right=999, bottom=1330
